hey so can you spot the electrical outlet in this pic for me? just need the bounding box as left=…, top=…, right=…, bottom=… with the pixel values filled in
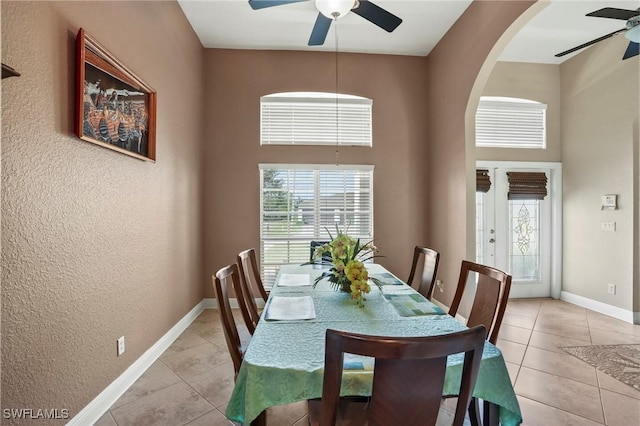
left=436, top=280, right=444, bottom=293
left=601, top=222, right=616, bottom=232
left=117, top=336, right=125, bottom=356
left=607, top=284, right=616, bottom=295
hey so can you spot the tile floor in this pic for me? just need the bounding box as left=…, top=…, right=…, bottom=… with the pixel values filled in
left=94, top=299, right=640, bottom=426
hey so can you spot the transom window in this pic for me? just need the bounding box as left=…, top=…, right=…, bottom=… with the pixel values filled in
left=476, top=96, right=546, bottom=149
left=259, top=164, right=374, bottom=288
left=260, top=92, right=372, bottom=146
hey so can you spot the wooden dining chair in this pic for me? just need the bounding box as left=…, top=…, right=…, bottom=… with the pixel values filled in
left=213, top=264, right=253, bottom=377
left=237, top=248, right=269, bottom=302
left=406, top=246, right=440, bottom=300
left=447, top=260, right=512, bottom=426
left=448, top=260, right=512, bottom=345
left=213, top=264, right=266, bottom=426
left=309, top=325, right=487, bottom=426
left=236, top=250, right=265, bottom=333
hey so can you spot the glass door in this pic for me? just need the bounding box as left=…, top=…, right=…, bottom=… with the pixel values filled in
left=476, top=163, right=561, bottom=298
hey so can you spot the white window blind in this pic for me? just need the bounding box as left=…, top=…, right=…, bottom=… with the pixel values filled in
left=260, top=92, right=372, bottom=146
left=476, top=97, right=546, bottom=149
left=259, top=164, right=374, bottom=288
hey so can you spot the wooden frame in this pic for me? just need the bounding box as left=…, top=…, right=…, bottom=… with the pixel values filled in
left=75, top=28, right=156, bottom=162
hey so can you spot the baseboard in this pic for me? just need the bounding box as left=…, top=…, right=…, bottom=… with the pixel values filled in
left=69, top=297, right=264, bottom=425
left=68, top=300, right=208, bottom=425
left=560, top=291, right=635, bottom=324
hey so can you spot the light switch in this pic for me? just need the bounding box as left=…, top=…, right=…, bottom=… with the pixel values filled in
left=601, top=222, right=616, bottom=232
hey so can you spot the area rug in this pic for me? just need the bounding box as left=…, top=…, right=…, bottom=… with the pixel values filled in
left=562, top=344, right=640, bottom=391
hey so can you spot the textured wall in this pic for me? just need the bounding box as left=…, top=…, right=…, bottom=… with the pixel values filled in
left=1, top=1, right=204, bottom=422
left=202, top=49, right=429, bottom=297
left=561, top=35, right=639, bottom=310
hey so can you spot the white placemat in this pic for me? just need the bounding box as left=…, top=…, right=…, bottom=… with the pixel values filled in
left=277, top=273, right=311, bottom=287
left=265, top=296, right=316, bottom=320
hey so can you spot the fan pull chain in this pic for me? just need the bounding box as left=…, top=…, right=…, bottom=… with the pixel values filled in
left=334, top=15, right=339, bottom=167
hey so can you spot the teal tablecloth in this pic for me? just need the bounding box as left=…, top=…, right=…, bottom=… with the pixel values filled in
left=226, top=264, right=522, bottom=425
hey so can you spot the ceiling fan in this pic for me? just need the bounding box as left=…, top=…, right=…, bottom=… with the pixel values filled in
left=555, top=7, right=640, bottom=60
left=248, top=0, right=402, bottom=46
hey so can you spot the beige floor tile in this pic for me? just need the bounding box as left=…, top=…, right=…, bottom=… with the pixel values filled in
left=505, top=361, right=520, bottom=385
left=601, top=388, right=640, bottom=426
left=161, top=330, right=213, bottom=358
left=534, top=312, right=588, bottom=329
left=110, top=381, right=214, bottom=426
left=111, top=361, right=183, bottom=409
left=596, top=370, right=640, bottom=400
left=160, top=342, right=231, bottom=380
left=518, top=396, right=603, bottom=426
left=185, top=361, right=236, bottom=408
left=93, top=411, right=118, bottom=426
left=528, top=330, right=591, bottom=354
left=184, top=409, right=232, bottom=426
left=502, top=312, right=536, bottom=329
left=522, top=346, right=597, bottom=386
left=589, top=328, right=640, bottom=345
left=514, top=367, right=604, bottom=423
left=586, top=310, right=640, bottom=337
left=533, top=319, right=591, bottom=342
left=499, top=323, right=533, bottom=345
left=292, top=414, right=310, bottom=426
left=505, top=299, right=543, bottom=318
left=266, top=400, right=308, bottom=426
left=496, top=339, right=527, bottom=365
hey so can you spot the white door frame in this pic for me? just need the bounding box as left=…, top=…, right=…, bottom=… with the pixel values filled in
left=477, top=161, right=562, bottom=299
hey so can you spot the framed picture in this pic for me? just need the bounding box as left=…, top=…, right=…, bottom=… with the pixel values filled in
left=75, top=28, right=156, bottom=162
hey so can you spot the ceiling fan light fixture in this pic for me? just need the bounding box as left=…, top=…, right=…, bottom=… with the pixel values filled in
left=625, top=23, right=640, bottom=43
left=316, top=0, right=355, bottom=20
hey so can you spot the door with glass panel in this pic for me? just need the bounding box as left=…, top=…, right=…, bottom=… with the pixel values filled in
left=476, top=164, right=559, bottom=298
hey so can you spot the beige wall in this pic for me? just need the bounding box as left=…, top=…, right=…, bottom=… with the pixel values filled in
left=561, top=35, right=639, bottom=310
left=203, top=49, right=429, bottom=297
left=1, top=1, right=204, bottom=422
left=426, top=0, right=538, bottom=305
left=479, top=61, right=561, bottom=162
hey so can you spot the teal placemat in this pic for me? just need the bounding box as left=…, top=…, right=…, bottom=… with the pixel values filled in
left=383, top=293, right=445, bottom=317
left=370, top=272, right=404, bottom=285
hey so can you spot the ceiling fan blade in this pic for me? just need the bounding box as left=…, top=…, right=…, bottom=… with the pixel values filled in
left=555, top=28, right=626, bottom=57
left=308, top=13, right=332, bottom=46
left=586, top=7, right=639, bottom=21
left=352, top=0, right=402, bottom=33
left=248, top=0, right=307, bottom=10
left=623, top=41, right=639, bottom=59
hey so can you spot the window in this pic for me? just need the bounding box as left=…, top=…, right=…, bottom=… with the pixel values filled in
left=476, top=97, right=546, bottom=149
left=260, top=92, right=372, bottom=146
left=259, top=164, right=374, bottom=288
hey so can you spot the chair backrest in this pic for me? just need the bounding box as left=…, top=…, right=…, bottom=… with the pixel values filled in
left=236, top=251, right=264, bottom=332
left=319, top=325, right=487, bottom=426
left=237, top=248, right=269, bottom=302
left=448, top=260, right=512, bottom=344
left=213, top=264, right=247, bottom=376
left=406, top=246, right=440, bottom=300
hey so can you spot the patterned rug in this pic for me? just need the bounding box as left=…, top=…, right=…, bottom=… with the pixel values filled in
left=563, top=344, right=640, bottom=391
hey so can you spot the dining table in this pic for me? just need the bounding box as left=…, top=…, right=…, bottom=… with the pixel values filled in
left=226, top=263, right=522, bottom=426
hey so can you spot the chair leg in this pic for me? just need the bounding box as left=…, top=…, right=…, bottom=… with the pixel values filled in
left=468, top=397, right=481, bottom=426
left=467, top=397, right=500, bottom=426
left=250, top=410, right=266, bottom=426
left=483, top=400, right=499, bottom=426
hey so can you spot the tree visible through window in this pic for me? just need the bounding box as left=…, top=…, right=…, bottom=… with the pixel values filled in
left=259, top=164, right=374, bottom=288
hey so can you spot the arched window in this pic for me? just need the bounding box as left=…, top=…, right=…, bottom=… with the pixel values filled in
left=476, top=96, right=546, bottom=149
left=260, top=92, right=372, bottom=146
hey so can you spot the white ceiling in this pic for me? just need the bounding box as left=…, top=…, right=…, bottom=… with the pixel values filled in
left=178, top=0, right=640, bottom=64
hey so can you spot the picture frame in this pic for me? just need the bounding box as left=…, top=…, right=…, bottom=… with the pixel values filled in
left=75, top=28, right=156, bottom=162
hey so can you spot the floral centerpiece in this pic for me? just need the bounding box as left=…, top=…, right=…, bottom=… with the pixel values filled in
left=308, top=226, right=382, bottom=308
